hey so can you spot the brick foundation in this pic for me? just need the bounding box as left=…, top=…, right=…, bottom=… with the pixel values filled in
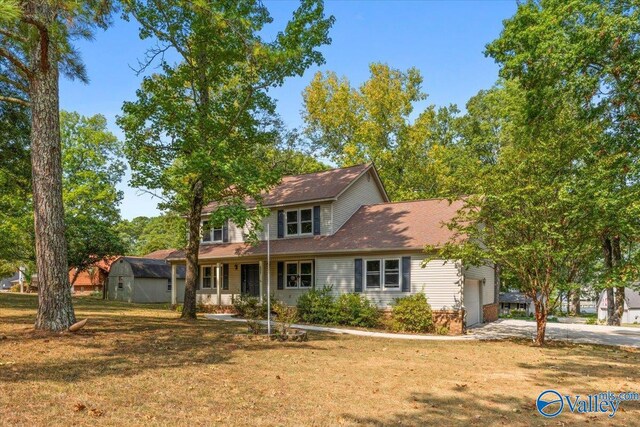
left=482, top=303, right=499, bottom=323
left=433, top=310, right=464, bottom=335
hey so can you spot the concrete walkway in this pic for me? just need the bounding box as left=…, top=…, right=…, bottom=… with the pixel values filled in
left=205, top=314, right=640, bottom=347
left=204, top=314, right=474, bottom=341
left=468, top=319, right=640, bottom=348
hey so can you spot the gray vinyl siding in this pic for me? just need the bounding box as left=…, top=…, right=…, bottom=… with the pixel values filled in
left=261, top=254, right=462, bottom=310
left=228, top=221, right=244, bottom=243
left=463, top=263, right=496, bottom=305
left=332, top=170, right=386, bottom=233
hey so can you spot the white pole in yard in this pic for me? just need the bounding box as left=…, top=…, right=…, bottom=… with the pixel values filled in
left=267, top=223, right=271, bottom=335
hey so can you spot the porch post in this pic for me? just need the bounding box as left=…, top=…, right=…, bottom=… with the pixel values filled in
left=171, top=263, right=177, bottom=306
left=216, top=262, right=222, bottom=306
left=259, top=260, right=264, bottom=303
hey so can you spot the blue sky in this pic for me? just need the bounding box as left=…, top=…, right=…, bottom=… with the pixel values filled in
left=59, top=1, right=517, bottom=220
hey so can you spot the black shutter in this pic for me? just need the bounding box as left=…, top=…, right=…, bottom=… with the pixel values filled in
left=277, top=210, right=284, bottom=238
left=402, top=256, right=411, bottom=292
left=312, top=259, right=316, bottom=289
left=277, top=261, right=284, bottom=290
left=222, top=221, right=229, bottom=242
left=223, top=264, right=229, bottom=290
left=313, top=205, right=321, bottom=235
left=354, top=258, right=363, bottom=293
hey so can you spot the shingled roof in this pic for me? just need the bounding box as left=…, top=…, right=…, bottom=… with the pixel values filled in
left=121, top=256, right=186, bottom=279
left=168, top=198, right=464, bottom=260
left=143, top=249, right=177, bottom=260
left=201, top=163, right=387, bottom=214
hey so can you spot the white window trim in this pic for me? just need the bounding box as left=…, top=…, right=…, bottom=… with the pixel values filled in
left=201, top=220, right=224, bottom=243
left=364, top=258, right=402, bottom=291
left=284, top=208, right=314, bottom=237
left=364, top=259, right=382, bottom=290
left=284, top=260, right=314, bottom=289
left=167, top=278, right=172, bottom=293
left=200, top=265, right=217, bottom=289
left=383, top=258, right=401, bottom=290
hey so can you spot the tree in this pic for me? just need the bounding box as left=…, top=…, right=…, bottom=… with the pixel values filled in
left=302, top=63, right=459, bottom=200
left=0, top=1, right=116, bottom=331
left=429, top=82, right=598, bottom=345
left=119, top=0, right=334, bottom=319
left=0, top=90, right=32, bottom=266
left=61, top=111, right=126, bottom=283
left=485, top=0, right=640, bottom=325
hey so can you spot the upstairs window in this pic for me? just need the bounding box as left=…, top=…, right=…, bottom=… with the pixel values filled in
left=285, top=208, right=313, bottom=236
left=202, top=220, right=223, bottom=243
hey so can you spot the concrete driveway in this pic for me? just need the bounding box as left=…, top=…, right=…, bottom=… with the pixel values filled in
left=469, top=319, right=640, bottom=348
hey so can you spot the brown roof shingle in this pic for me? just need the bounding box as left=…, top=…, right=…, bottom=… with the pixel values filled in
left=202, top=163, right=381, bottom=214
left=168, top=198, right=464, bottom=260
left=143, top=249, right=177, bottom=260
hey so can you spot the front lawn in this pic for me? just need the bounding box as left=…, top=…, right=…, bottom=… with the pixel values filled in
left=1, top=293, right=638, bottom=426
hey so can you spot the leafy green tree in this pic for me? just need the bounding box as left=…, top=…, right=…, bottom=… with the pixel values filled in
left=135, top=214, right=186, bottom=256
left=486, top=0, right=640, bottom=325
left=429, top=83, right=598, bottom=345
left=115, top=216, right=152, bottom=255
left=0, top=92, right=32, bottom=266
left=0, top=1, right=116, bottom=331
left=119, top=0, right=334, bottom=319
left=61, top=111, right=126, bottom=283
left=302, top=63, right=459, bottom=200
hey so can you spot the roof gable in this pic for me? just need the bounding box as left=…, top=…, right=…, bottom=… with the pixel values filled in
left=202, top=163, right=387, bottom=214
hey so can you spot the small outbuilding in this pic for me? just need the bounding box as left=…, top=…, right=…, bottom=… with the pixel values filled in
left=597, top=287, right=640, bottom=325
left=499, top=292, right=535, bottom=316
left=107, top=256, right=186, bottom=303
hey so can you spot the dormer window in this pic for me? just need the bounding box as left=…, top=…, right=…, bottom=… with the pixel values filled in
left=285, top=208, right=313, bottom=236
left=202, top=220, right=224, bottom=243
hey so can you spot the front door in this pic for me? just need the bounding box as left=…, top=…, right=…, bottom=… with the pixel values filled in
left=241, top=264, right=260, bottom=297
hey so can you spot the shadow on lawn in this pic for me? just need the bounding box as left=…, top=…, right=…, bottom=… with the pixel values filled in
left=0, top=295, right=337, bottom=385
left=515, top=343, right=640, bottom=387
left=342, top=391, right=539, bottom=426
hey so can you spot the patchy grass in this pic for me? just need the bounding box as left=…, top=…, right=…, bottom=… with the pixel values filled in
left=1, top=293, right=639, bottom=426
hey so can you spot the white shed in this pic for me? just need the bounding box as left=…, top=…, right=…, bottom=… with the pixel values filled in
left=597, top=287, right=640, bottom=324
left=107, top=256, right=185, bottom=303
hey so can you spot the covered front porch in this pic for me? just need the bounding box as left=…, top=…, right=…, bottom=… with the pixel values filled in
left=169, top=257, right=271, bottom=306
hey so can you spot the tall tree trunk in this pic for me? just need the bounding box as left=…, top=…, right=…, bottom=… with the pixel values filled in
left=602, top=236, right=616, bottom=325
left=612, top=236, right=625, bottom=326
left=570, top=289, right=580, bottom=316
left=181, top=180, right=204, bottom=320
left=533, top=294, right=547, bottom=346
left=29, top=11, right=75, bottom=331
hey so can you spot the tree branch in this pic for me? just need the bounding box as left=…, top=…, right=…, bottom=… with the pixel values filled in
left=0, top=28, right=28, bottom=43
left=0, top=95, right=29, bottom=107
left=0, top=74, right=29, bottom=93
left=0, top=46, right=31, bottom=77
left=21, top=16, right=50, bottom=72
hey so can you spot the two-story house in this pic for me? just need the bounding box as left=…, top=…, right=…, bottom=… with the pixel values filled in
left=166, top=163, right=498, bottom=332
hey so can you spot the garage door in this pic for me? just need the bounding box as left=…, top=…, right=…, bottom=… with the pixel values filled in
left=464, top=279, right=481, bottom=326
